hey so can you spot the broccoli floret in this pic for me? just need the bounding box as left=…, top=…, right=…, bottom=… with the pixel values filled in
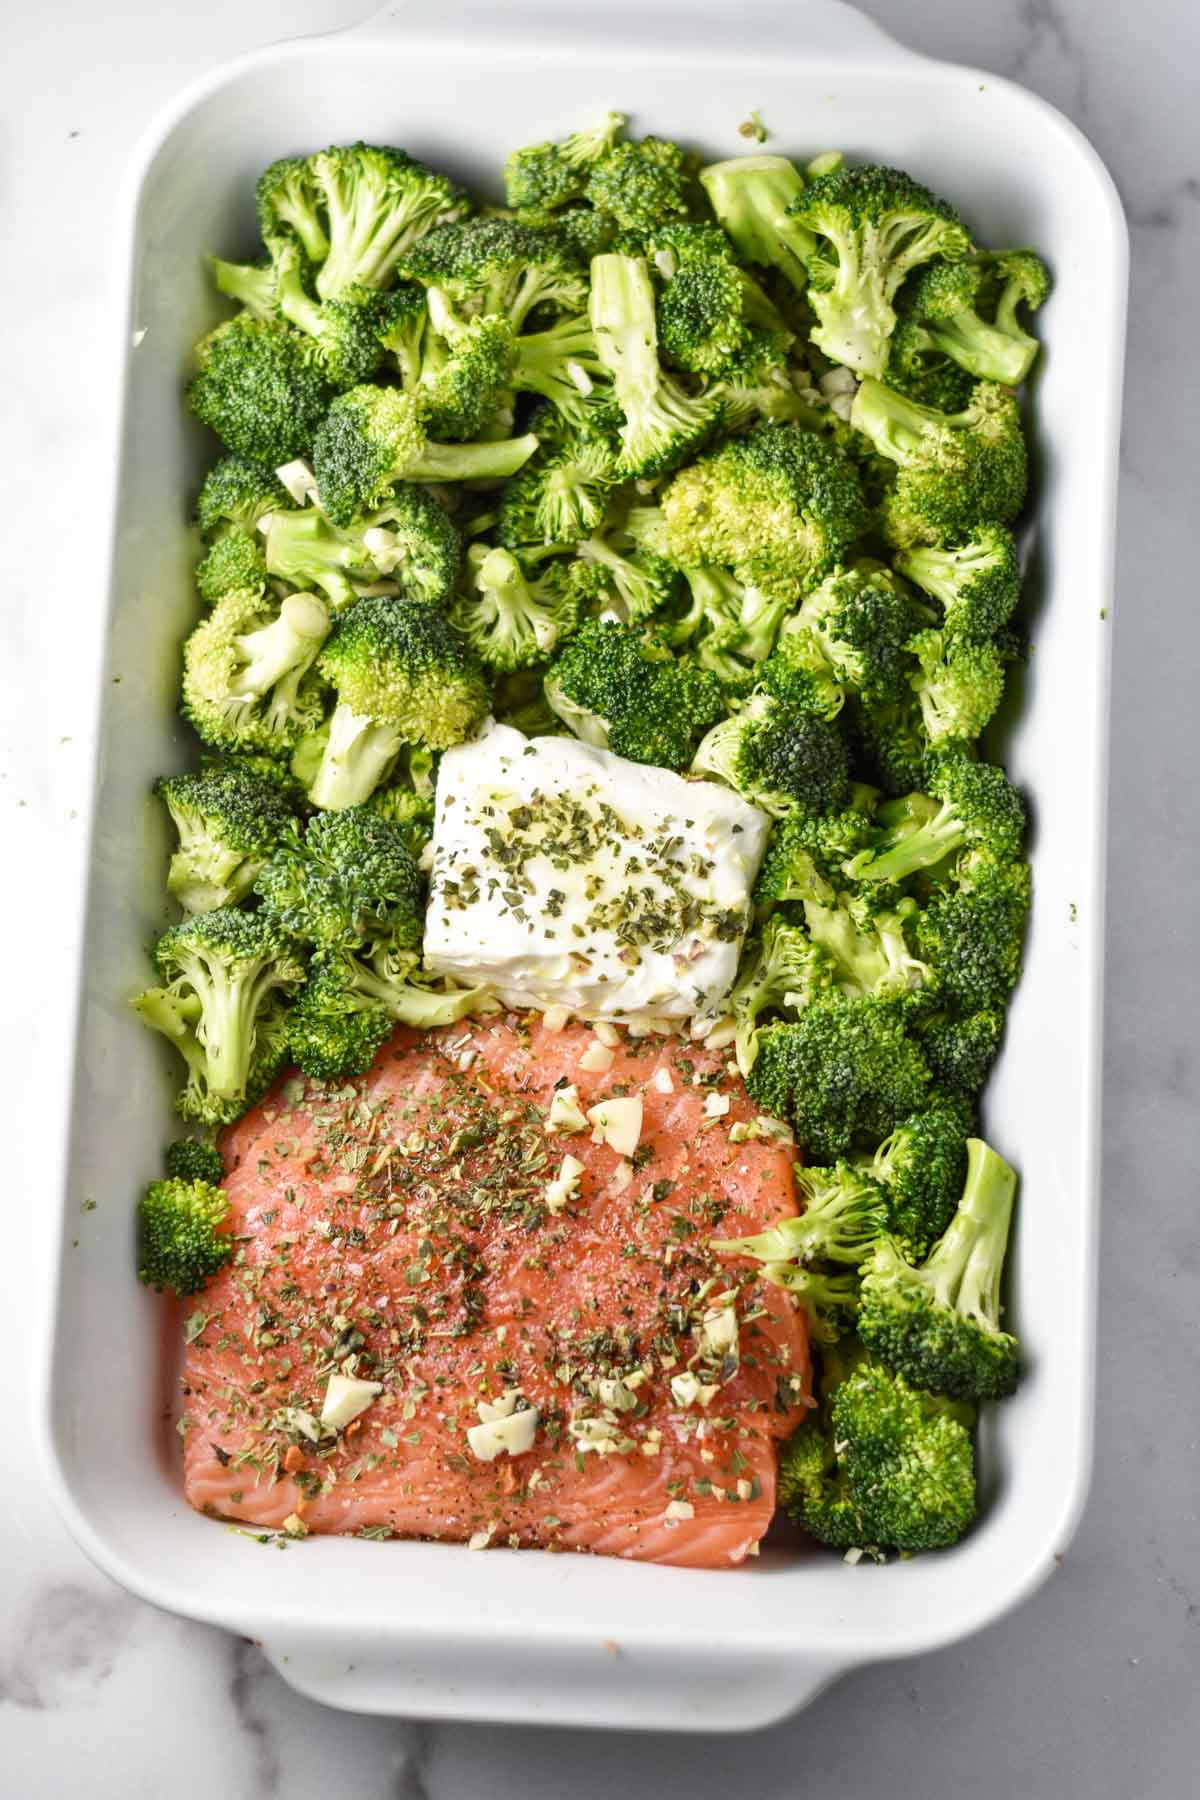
left=155, top=762, right=298, bottom=914
left=884, top=309, right=977, bottom=412
left=255, top=805, right=423, bottom=953
left=859, top=1137, right=1020, bottom=1399
left=200, top=749, right=309, bottom=809
left=137, top=1176, right=232, bottom=1296
left=196, top=456, right=291, bottom=537
left=780, top=561, right=931, bottom=704
left=661, top=420, right=868, bottom=598
left=574, top=524, right=682, bottom=625
left=312, top=383, right=540, bottom=525
left=260, top=507, right=373, bottom=607
left=505, top=113, right=626, bottom=216
left=656, top=255, right=791, bottom=377
left=850, top=378, right=1028, bottom=547
left=907, top=627, right=1007, bottom=745
left=852, top=683, right=929, bottom=797
left=264, top=485, right=460, bottom=607
left=698, top=154, right=813, bottom=290
left=402, top=217, right=588, bottom=329
left=289, top=945, right=493, bottom=1079
left=780, top=1356, right=977, bottom=1550
left=788, top=163, right=969, bottom=377
left=666, top=564, right=800, bottom=689
left=847, top=752, right=1026, bottom=884
left=258, top=143, right=471, bottom=297
left=510, top=312, right=617, bottom=436
left=916, top=1004, right=1006, bottom=1101
left=585, top=137, right=693, bottom=232
left=544, top=619, right=723, bottom=770
left=728, top=915, right=834, bottom=1074
left=416, top=290, right=516, bottom=439
left=196, top=530, right=269, bottom=606
left=588, top=253, right=724, bottom=476
left=870, top=1095, right=973, bottom=1261
left=182, top=587, right=331, bottom=757
left=131, top=908, right=305, bottom=1124
left=802, top=890, right=932, bottom=1003
left=450, top=545, right=580, bottom=671
left=715, top=1160, right=888, bottom=1268
left=309, top=594, right=487, bottom=808
left=894, top=525, right=1020, bottom=646
left=367, top=780, right=434, bottom=857
left=914, top=850, right=1031, bottom=1012
left=213, top=244, right=410, bottom=388
left=893, top=251, right=1049, bottom=388
left=378, top=281, right=430, bottom=388
left=187, top=315, right=334, bottom=465
left=163, top=1138, right=225, bottom=1185
left=692, top=668, right=850, bottom=817
left=497, top=435, right=619, bottom=548
left=753, top=802, right=877, bottom=907
left=747, top=995, right=930, bottom=1161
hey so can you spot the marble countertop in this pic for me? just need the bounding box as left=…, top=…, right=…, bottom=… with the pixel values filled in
left=4, top=0, right=1197, bottom=1791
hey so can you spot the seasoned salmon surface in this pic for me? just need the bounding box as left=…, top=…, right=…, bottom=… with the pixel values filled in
left=182, top=1016, right=811, bottom=1566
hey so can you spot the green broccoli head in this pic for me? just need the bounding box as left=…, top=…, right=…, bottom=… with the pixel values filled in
left=182, top=587, right=332, bottom=758
left=264, top=485, right=460, bottom=609
left=846, top=750, right=1026, bottom=885
left=544, top=619, right=724, bottom=770
left=850, top=378, right=1029, bottom=548
left=401, top=216, right=588, bottom=328
left=656, top=257, right=753, bottom=375
left=747, top=995, right=930, bottom=1161
left=753, top=801, right=878, bottom=907
left=195, top=530, right=269, bottom=606
left=510, top=312, right=619, bottom=438
left=155, top=762, right=298, bottom=914
left=505, top=113, right=626, bottom=216
left=450, top=545, right=580, bottom=672
left=585, top=136, right=693, bottom=232
left=728, top=914, right=835, bottom=1075
left=661, top=420, right=868, bottom=598
left=781, top=1356, right=977, bottom=1550
left=894, top=524, right=1020, bottom=647
left=497, top=435, right=619, bottom=549
left=138, top=1176, right=232, bottom=1296
left=858, top=1137, right=1020, bottom=1400
left=894, top=249, right=1049, bottom=388
left=692, top=665, right=850, bottom=817
left=131, top=907, right=305, bottom=1124
left=914, top=849, right=1031, bottom=1013
left=163, top=1139, right=225, bottom=1186
left=715, top=1158, right=887, bottom=1277
left=312, top=382, right=540, bottom=525
left=788, top=163, right=969, bottom=377
left=801, top=889, right=932, bottom=1005
left=255, top=804, right=423, bottom=954
left=870, top=1094, right=973, bottom=1260
left=196, top=456, right=292, bottom=537
left=575, top=524, right=682, bottom=626
left=187, top=315, right=334, bottom=465
left=291, top=943, right=492, bottom=1080
left=417, top=295, right=516, bottom=440
left=916, top=1004, right=1007, bottom=1101
left=665, top=565, right=798, bottom=691
left=780, top=561, right=932, bottom=705
left=220, top=242, right=418, bottom=388
left=907, top=627, right=1007, bottom=746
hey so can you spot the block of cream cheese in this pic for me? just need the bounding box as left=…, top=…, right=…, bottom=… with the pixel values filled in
left=424, top=722, right=770, bottom=1023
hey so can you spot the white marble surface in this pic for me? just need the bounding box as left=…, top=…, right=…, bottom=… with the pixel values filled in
left=3, top=0, right=1197, bottom=1791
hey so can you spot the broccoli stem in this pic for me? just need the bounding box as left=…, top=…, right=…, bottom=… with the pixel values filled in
left=924, top=1138, right=1016, bottom=1326
left=308, top=702, right=405, bottom=811
left=233, top=592, right=330, bottom=695
left=589, top=254, right=662, bottom=403
left=408, top=433, right=541, bottom=484
left=210, top=257, right=276, bottom=321
left=698, top=155, right=815, bottom=288
left=848, top=377, right=937, bottom=464
left=924, top=313, right=1036, bottom=386
left=848, top=797, right=966, bottom=883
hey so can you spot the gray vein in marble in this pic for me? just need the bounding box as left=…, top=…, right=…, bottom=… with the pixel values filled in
left=0, top=1583, right=141, bottom=1711
left=229, top=1638, right=283, bottom=1796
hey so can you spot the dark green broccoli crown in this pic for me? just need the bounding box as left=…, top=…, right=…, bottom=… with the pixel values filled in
left=884, top=312, right=977, bottom=411
left=794, top=162, right=966, bottom=237
left=312, top=384, right=427, bottom=525
left=163, top=1139, right=225, bottom=1185
left=858, top=1137, right=1020, bottom=1400
left=379, top=279, right=432, bottom=385
left=287, top=956, right=393, bottom=1080
left=895, top=525, right=1020, bottom=645
left=915, top=851, right=1031, bottom=1011
left=552, top=204, right=619, bottom=259
left=825, top=1359, right=976, bottom=1549
left=138, top=1177, right=232, bottom=1296
left=154, top=904, right=304, bottom=985
left=187, top=315, right=334, bottom=465
left=196, top=456, right=291, bottom=537
left=736, top=679, right=851, bottom=813
left=201, top=749, right=310, bottom=808
left=255, top=805, right=423, bottom=952
left=730, top=914, right=835, bottom=1074
left=898, top=250, right=1050, bottom=387
left=662, top=420, right=868, bottom=595
left=585, top=136, right=693, bottom=231
left=784, top=562, right=930, bottom=704
left=504, top=113, right=625, bottom=215
left=852, top=685, right=929, bottom=797
left=401, top=217, right=587, bottom=324
left=657, top=257, right=750, bottom=374
left=748, top=995, right=930, bottom=1161
left=156, top=762, right=298, bottom=913
left=618, top=219, right=735, bottom=266
left=196, top=531, right=268, bottom=606
left=754, top=802, right=878, bottom=904
left=546, top=620, right=724, bottom=770
left=917, top=1004, right=1006, bottom=1101
left=497, top=436, right=618, bottom=549
left=792, top=1160, right=890, bottom=1265
left=853, top=379, right=1028, bottom=547
left=419, top=311, right=515, bottom=440
left=927, top=751, right=1026, bottom=860
left=908, top=627, right=1006, bottom=744
left=256, top=153, right=330, bottom=262
left=361, top=484, right=462, bottom=604
left=318, top=594, right=488, bottom=748
left=872, top=1095, right=973, bottom=1259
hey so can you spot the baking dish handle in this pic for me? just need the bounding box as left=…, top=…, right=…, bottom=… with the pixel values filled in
left=258, top=1631, right=852, bottom=1728
left=349, top=0, right=916, bottom=62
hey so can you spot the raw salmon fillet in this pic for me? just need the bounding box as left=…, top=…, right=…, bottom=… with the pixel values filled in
left=181, top=1015, right=811, bottom=1567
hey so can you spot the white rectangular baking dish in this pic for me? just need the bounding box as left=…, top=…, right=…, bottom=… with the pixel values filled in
left=35, top=0, right=1127, bottom=1730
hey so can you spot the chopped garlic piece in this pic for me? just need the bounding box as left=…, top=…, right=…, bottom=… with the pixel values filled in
left=468, top=1526, right=496, bottom=1551
left=274, top=458, right=318, bottom=503
left=608, top=1159, right=633, bottom=1195
left=545, top=1153, right=584, bottom=1214
left=596, top=1376, right=639, bottom=1412
left=282, top=1512, right=308, bottom=1538
left=592, top=1020, right=620, bottom=1047
left=546, top=1085, right=589, bottom=1134
left=652, top=1066, right=675, bottom=1095
left=320, top=1374, right=384, bottom=1432
left=736, top=1478, right=753, bottom=1501
left=670, top=1372, right=701, bottom=1408
left=467, top=1406, right=539, bottom=1461
left=702, top=1016, right=737, bottom=1051
left=565, top=358, right=593, bottom=395
left=578, top=1040, right=615, bottom=1072
left=703, top=1090, right=731, bottom=1119
left=664, top=1500, right=695, bottom=1522
left=542, top=1003, right=571, bottom=1033
left=700, top=1305, right=739, bottom=1360
left=476, top=1389, right=520, bottom=1424
left=587, top=1095, right=643, bottom=1157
